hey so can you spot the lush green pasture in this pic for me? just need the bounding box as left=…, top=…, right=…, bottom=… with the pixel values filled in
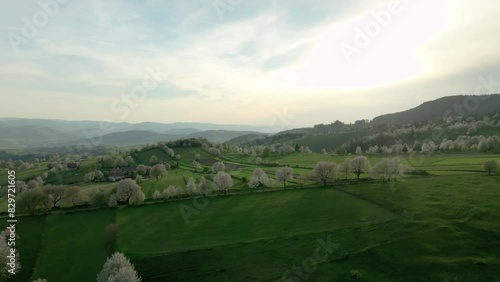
left=117, top=188, right=395, bottom=257
left=135, top=148, right=174, bottom=164
left=1, top=151, right=500, bottom=281
left=404, top=154, right=500, bottom=175
left=0, top=166, right=48, bottom=186
left=140, top=174, right=187, bottom=197
left=132, top=221, right=400, bottom=281
left=30, top=209, right=116, bottom=282
left=331, top=174, right=500, bottom=281
left=0, top=216, right=47, bottom=282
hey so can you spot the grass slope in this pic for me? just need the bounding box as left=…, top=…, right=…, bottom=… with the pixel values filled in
left=0, top=216, right=47, bottom=282
left=30, top=209, right=116, bottom=281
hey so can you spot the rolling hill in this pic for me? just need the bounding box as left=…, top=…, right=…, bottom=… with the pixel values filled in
left=0, top=119, right=265, bottom=150
left=372, top=94, right=500, bottom=125
left=94, top=130, right=259, bottom=147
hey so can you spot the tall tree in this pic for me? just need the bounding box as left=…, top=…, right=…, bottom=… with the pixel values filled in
left=128, top=186, right=145, bottom=205
left=149, top=155, right=158, bottom=165
left=313, top=161, right=338, bottom=186
left=152, top=190, right=162, bottom=200
left=198, top=177, right=210, bottom=196
left=17, top=189, right=49, bottom=215
left=43, top=185, right=68, bottom=208
left=483, top=161, right=499, bottom=176
left=186, top=177, right=197, bottom=195
left=339, top=157, right=353, bottom=180
left=214, top=172, right=233, bottom=196
left=108, top=193, right=118, bottom=208
left=212, top=162, right=226, bottom=173
left=116, top=179, right=141, bottom=203
left=350, top=156, right=372, bottom=180
left=276, top=167, right=294, bottom=190
left=150, top=164, right=167, bottom=181
left=97, top=252, right=141, bottom=282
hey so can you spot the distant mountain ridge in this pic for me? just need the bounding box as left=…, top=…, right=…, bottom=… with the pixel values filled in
left=2, top=94, right=500, bottom=150
left=0, top=118, right=265, bottom=149
left=0, top=118, right=265, bottom=133
left=372, top=94, right=500, bottom=125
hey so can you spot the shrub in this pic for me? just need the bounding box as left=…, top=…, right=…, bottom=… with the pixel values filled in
left=405, top=170, right=430, bottom=176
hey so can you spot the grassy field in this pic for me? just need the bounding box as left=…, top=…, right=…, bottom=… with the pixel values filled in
left=117, top=189, right=395, bottom=256
left=1, top=150, right=500, bottom=281
left=0, top=216, right=47, bottom=282
left=30, top=209, right=116, bottom=281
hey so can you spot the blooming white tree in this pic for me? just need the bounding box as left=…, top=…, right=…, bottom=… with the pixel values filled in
left=116, top=179, right=142, bottom=203
left=136, top=165, right=148, bottom=176
left=125, top=156, right=134, bottom=166
left=355, top=146, right=363, bottom=155
left=186, top=177, right=197, bottom=195
left=163, top=186, right=184, bottom=199
left=0, top=229, right=21, bottom=280
left=214, top=172, right=233, bottom=196
left=27, top=179, right=40, bottom=189
left=478, top=140, right=487, bottom=152
left=135, top=175, right=143, bottom=184
left=166, top=148, right=175, bottom=157
left=129, top=186, right=145, bottom=205
left=15, top=180, right=28, bottom=195
left=108, top=193, right=118, bottom=208
left=278, top=144, right=295, bottom=154
left=17, top=189, right=49, bottom=215
left=94, top=170, right=105, bottom=182
left=248, top=176, right=261, bottom=189
left=65, top=186, right=82, bottom=206
left=84, top=172, right=95, bottom=182
left=212, top=161, right=226, bottom=173
left=198, top=177, right=210, bottom=196
left=149, top=155, right=158, bottom=165
left=114, top=157, right=127, bottom=167
left=276, top=167, right=294, bottom=189
left=195, top=162, right=202, bottom=172
left=313, top=161, right=338, bottom=186
left=162, top=186, right=176, bottom=200
left=255, top=157, right=262, bottom=165
left=35, top=176, right=44, bottom=186
left=247, top=168, right=270, bottom=190
left=350, top=156, right=372, bottom=180
left=373, top=157, right=406, bottom=180
left=97, top=252, right=141, bottom=282
left=149, top=164, right=167, bottom=181
left=43, top=185, right=69, bottom=208
left=151, top=190, right=161, bottom=200
left=388, top=157, right=406, bottom=180
left=392, top=144, right=404, bottom=154
left=373, top=159, right=390, bottom=181
left=339, top=158, right=353, bottom=180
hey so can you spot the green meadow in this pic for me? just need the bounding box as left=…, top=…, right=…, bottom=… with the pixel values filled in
left=1, top=151, right=500, bottom=281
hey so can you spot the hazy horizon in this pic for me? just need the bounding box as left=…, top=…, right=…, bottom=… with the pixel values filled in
left=1, top=93, right=498, bottom=129
left=1, top=0, right=500, bottom=127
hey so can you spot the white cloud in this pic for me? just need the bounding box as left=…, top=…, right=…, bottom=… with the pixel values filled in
left=1, top=0, right=500, bottom=126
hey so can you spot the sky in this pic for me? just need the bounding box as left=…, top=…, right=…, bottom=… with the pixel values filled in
left=1, top=0, right=500, bottom=128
